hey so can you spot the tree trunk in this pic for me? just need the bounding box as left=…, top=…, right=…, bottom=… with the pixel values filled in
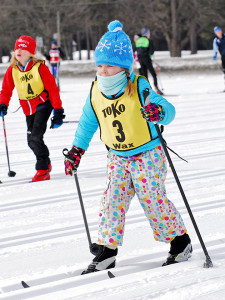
left=85, top=19, right=90, bottom=60
left=190, top=20, right=198, bottom=54
left=77, top=31, right=82, bottom=60
left=0, top=48, right=2, bottom=63
left=170, top=0, right=181, bottom=57
left=69, top=33, right=73, bottom=60
left=89, top=26, right=98, bottom=50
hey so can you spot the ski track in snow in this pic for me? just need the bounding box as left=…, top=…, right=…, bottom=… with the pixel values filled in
left=0, top=69, right=225, bottom=299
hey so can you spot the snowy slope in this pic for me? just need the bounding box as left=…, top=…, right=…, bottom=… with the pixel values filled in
left=0, top=64, right=225, bottom=299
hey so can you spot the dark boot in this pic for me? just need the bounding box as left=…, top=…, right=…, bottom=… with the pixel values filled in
left=81, top=245, right=118, bottom=275
left=155, top=86, right=164, bottom=95
left=163, top=233, right=192, bottom=266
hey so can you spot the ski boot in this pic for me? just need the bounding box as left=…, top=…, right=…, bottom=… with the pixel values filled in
left=163, top=233, right=192, bottom=266
left=224, top=73, right=225, bottom=92
left=81, top=245, right=118, bottom=274
left=32, top=169, right=50, bottom=182
left=155, top=86, right=164, bottom=95
left=48, top=163, right=52, bottom=173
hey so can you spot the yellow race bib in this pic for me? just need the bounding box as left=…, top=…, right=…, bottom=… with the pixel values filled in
left=91, top=76, right=152, bottom=151
left=12, top=62, right=45, bottom=100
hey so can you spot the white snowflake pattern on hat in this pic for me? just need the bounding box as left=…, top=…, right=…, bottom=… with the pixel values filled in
left=97, top=40, right=111, bottom=52
left=114, top=42, right=127, bottom=54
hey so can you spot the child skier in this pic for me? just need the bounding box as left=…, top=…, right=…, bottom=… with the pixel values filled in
left=64, top=20, right=192, bottom=273
left=0, top=35, right=65, bottom=182
left=46, top=41, right=65, bottom=88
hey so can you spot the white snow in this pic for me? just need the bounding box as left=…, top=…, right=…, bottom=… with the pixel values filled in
left=0, top=51, right=225, bottom=299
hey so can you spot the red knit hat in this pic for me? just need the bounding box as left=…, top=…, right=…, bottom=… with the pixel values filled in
left=14, top=36, right=36, bottom=55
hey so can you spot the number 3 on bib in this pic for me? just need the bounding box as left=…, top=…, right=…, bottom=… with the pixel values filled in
left=113, top=120, right=125, bottom=142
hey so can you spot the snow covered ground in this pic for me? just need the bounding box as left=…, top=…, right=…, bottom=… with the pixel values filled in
left=0, top=63, right=225, bottom=299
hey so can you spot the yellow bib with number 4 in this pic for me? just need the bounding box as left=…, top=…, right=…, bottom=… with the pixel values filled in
left=12, top=62, right=45, bottom=101
left=91, top=76, right=152, bottom=151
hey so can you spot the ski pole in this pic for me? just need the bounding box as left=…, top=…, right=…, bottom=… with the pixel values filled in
left=63, top=121, right=79, bottom=124
left=74, top=172, right=92, bottom=246
left=154, top=61, right=164, bottom=91
left=63, top=148, right=99, bottom=255
left=154, top=122, right=213, bottom=268
left=73, top=173, right=101, bottom=256
left=56, top=62, right=60, bottom=89
left=2, top=116, right=16, bottom=177
left=143, top=90, right=213, bottom=268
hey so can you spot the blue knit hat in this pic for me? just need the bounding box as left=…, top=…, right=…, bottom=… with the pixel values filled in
left=94, top=20, right=134, bottom=70
left=214, top=26, right=222, bottom=34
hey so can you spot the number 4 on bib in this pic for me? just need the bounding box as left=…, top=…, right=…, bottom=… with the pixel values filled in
left=28, top=83, right=34, bottom=95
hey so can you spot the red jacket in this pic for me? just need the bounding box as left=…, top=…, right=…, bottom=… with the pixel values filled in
left=0, top=61, right=63, bottom=116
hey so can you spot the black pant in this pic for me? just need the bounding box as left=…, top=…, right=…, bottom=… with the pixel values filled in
left=221, top=56, right=225, bottom=74
left=138, top=56, right=158, bottom=88
left=26, top=108, right=52, bottom=170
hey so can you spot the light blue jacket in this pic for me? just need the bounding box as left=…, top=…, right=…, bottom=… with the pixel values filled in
left=72, top=72, right=175, bottom=157
left=213, top=37, right=218, bottom=58
left=213, top=34, right=225, bottom=57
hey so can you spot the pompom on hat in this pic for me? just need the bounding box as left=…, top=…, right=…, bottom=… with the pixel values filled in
left=94, top=20, right=134, bottom=70
left=14, top=35, right=36, bottom=55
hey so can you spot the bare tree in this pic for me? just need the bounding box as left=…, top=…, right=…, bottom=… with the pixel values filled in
left=0, top=0, right=224, bottom=61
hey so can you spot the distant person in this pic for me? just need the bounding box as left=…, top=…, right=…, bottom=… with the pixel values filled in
left=133, top=34, right=142, bottom=74
left=46, top=41, right=65, bottom=88
left=213, top=26, right=225, bottom=86
left=0, top=36, right=65, bottom=182
left=134, top=27, right=163, bottom=95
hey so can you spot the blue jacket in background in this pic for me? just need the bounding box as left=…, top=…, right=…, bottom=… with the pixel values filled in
left=72, top=72, right=175, bottom=157
left=213, top=34, right=225, bottom=58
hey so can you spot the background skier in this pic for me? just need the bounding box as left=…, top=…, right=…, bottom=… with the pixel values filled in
left=46, top=41, right=65, bottom=89
left=212, top=26, right=225, bottom=89
left=0, top=36, right=65, bottom=182
left=134, top=27, right=163, bottom=95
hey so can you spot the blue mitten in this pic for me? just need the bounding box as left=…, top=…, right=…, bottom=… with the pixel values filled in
left=0, top=104, right=8, bottom=117
left=50, top=108, right=65, bottom=129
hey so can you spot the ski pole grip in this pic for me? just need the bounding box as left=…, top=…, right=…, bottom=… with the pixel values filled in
left=143, top=89, right=151, bottom=106
left=62, top=148, right=69, bottom=157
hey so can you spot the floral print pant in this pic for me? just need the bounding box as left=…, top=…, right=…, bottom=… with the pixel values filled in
left=98, top=146, right=187, bottom=247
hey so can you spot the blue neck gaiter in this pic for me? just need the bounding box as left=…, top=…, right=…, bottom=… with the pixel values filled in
left=17, top=58, right=32, bottom=71
left=97, top=70, right=127, bottom=96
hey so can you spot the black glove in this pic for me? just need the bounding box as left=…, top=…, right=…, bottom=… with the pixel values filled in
left=50, top=108, right=65, bottom=129
left=0, top=104, right=8, bottom=117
